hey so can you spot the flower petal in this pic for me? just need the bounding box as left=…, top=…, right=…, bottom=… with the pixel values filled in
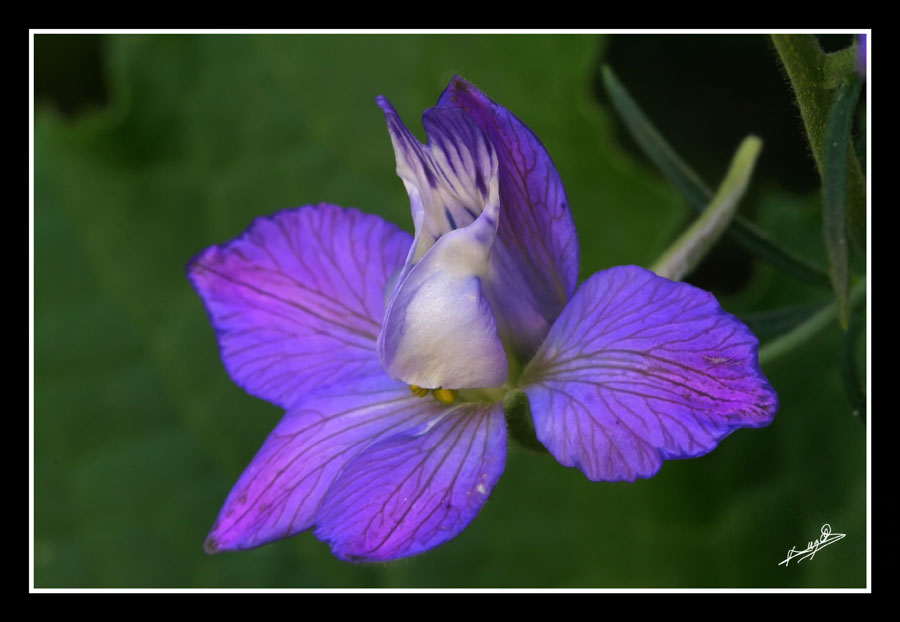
left=203, top=375, right=449, bottom=553
left=521, top=265, right=778, bottom=482
left=377, top=220, right=509, bottom=390
left=376, top=98, right=508, bottom=389
left=438, top=76, right=580, bottom=354
left=314, top=401, right=506, bottom=562
left=376, top=97, right=500, bottom=264
left=187, top=204, right=411, bottom=409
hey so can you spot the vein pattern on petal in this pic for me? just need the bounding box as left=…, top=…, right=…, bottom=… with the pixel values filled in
left=377, top=97, right=500, bottom=264
left=204, top=376, right=448, bottom=553
left=187, top=204, right=411, bottom=409
left=315, top=401, right=506, bottom=562
left=439, top=76, right=580, bottom=354
left=522, top=265, right=778, bottom=482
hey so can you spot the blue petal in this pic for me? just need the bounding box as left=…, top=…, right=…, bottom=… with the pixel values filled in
left=204, top=375, right=448, bottom=553
left=315, top=401, right=506, bottom=562
left=521, top=265, right=778, bottom=482
left=187, top=204, right=411, bottom=409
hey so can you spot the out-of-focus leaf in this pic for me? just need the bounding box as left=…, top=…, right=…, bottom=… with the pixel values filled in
left=823, top=74, right=862, bottom=328
left=739, top=302, right=829, bottom=340
left=758, top=278, right=866, bottom=367
left=602, top=64, right=831, bottom=288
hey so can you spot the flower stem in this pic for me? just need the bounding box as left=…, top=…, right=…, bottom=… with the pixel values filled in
left=503, top=390, right=547, bottom=454
left=771, top=34, right=866, bottom=252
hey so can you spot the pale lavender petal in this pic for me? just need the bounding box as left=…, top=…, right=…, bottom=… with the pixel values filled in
left=187, top=204, right=411, bottom=409
left=314, top=401, right=506, bottom=562
left=204, top=375, right=449, bottom=553
left=522, top=265, right=778, bottom=482
left=438, top=76, right=579, bottom=354
left=376, top=99, right=507, bottom=389
left=377, top=217, right=508, bottom=390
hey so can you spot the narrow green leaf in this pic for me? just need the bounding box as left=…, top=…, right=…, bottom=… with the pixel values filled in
left=823, top=73, right=862, bottom=329
left=651, top=136, right=762, bottom=281
left=771, top=35, right=866, bottom=253
left=855, top=103, right=866, bottom=171
left=758, top=277, right=866, bottom=367
left=601, top=64, right=831, bottom=288
left=840, top=309, right=866, bottom=422
left=738, top=302, right=829, bottom=339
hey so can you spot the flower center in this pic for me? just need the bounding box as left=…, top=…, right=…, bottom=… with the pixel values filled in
left=408, top=384, right=509, bottom=405
left=406, top=349, right=522, bottom=406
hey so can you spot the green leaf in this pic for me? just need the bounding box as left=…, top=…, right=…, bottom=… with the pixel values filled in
left=823, top=74, right=862, bottom=329
left=840, top=308, right=866, bottom=422
left=602, top=64, right=831, bottom=288
left=651, top=136, right=761, bottom=281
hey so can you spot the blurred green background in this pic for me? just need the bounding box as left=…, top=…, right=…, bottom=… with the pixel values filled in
left=34, top=34, right=867, bottom=588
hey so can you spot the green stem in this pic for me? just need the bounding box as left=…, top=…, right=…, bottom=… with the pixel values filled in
left=758, top=277, right=866, bottom=367
left=771, top=35, right=866, bottom=252
left=503, top=390, right=547, bottom=453
left=771, top=35, right=830, bottom=171
left=824, top=47, right=859, bottom=88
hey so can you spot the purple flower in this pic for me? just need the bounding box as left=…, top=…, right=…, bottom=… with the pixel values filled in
left=188, top=76, right=778, bottom=562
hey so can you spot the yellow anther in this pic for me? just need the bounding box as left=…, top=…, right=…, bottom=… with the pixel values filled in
left=433, top=388, right=457, bottom=405
left=409, top=384, right=429, bottom=398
